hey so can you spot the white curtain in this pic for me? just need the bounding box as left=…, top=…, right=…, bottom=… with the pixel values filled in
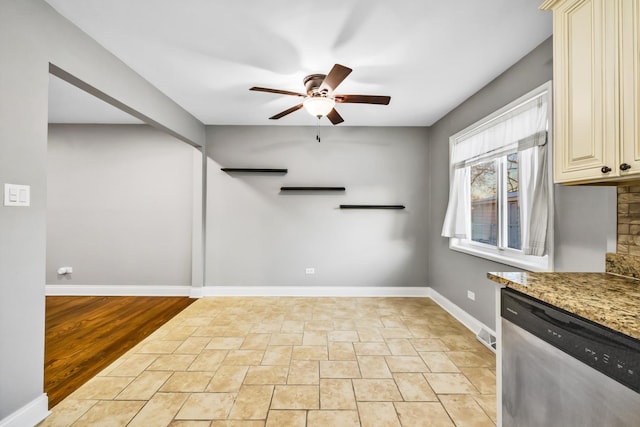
left=519, top=134, right=548, bottom=255
left=441, top=167, right=470, bottom=238
left=450, top=97, right=547, bottom=165
left=441, top=89, right=549, bottom=255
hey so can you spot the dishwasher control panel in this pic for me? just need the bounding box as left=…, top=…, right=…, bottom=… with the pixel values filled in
left=501, top=288, right=640, bottom=393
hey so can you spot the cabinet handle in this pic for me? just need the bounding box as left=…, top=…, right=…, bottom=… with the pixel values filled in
left=620, top=163, right=632, bottom=171
left=601, top=166, right=612, bottom=173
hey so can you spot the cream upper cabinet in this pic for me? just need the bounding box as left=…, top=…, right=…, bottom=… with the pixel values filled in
left=619, top=0, right=640, bottom=176
left=542, top=0, right=640, bottom=183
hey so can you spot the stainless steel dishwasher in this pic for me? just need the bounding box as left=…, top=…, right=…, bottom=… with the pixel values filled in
left=501, top=288, right=640, bottom=427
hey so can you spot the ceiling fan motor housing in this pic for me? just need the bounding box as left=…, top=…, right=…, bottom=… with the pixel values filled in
left=304, top=74, right=328, bottom=96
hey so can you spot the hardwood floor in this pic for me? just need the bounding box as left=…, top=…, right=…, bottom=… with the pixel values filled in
left=44, top=296, right=195, bottom=408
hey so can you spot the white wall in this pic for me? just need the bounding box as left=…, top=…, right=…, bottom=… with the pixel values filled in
left=0, top=0, right=204, bottom=421
left=47, top=124, right=194, bottom=287
left=206, top=125, right=429, bottom=288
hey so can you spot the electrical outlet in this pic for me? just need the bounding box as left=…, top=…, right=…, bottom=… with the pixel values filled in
left=305, top=267, right=315, bottom=275
left=57, top=266, right=73, bottom=275
left=467, top=290, right=475, bottom=301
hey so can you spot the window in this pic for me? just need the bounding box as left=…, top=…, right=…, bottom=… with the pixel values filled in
left=441, top=82, right=553, bottom=271
left=470, top=153, right=521, bottom=249
left=470, top=160, right=498, bottom=246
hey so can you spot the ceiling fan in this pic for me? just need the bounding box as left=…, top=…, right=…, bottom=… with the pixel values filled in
left=250, top=64, right=391, bottom=125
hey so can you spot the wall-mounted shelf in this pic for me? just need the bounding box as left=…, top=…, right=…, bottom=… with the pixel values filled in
left=221, top=168, right=288, bottom=174
left=280, top=187, right=345, bottom=191
left=339, top=204, right=405, bottom=210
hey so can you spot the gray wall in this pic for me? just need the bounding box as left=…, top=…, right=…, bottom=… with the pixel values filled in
left=0, top=0, right=204, bottom=419
left=0, top=3, right=617, bottom=421
left=206, top=126, right=429, bottom=288
left=47, top=124, right=194, bottom=286
left=427, top=37, right=616, bottom=329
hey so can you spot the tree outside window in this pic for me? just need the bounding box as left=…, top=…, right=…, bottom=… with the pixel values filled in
left=470, top=153, right=521, bottom=250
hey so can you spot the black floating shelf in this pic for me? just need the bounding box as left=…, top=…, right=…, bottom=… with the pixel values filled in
left=281, top=187, right=345, bottom=191
left=221, top=168, right=288, bottom=173
left=340, top=204, right=405, bottom=210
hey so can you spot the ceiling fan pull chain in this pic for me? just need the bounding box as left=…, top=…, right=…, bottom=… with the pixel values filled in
left=316, top=117, right=321, bottom=142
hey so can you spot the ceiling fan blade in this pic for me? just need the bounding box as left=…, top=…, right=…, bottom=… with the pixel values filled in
left=335, top=94, right=391, bottom=105
left=250, top=86, right=306, bottom=97
left=269, top=103, right=304, bottom=120
left=319, top=64, right=352, bottom=93
left=326, top=108, right=344, bottom=125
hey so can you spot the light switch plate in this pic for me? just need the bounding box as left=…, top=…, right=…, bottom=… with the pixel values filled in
left=4, top=184, right=30, bottom=207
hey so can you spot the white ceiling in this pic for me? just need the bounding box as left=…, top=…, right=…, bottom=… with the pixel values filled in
left=45, top=0, right=552, bottom=127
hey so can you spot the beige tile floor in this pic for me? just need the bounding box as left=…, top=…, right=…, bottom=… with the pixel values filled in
left=39, top=297, right=496, bottom=427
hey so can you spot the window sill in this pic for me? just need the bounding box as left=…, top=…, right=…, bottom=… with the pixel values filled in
left=449, top=239, right=552, bottom=272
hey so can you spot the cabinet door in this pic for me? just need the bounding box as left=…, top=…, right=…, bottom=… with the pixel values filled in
left=619, top=0, right=640, bottom=176
left=553, top=0, right=618, bottom=183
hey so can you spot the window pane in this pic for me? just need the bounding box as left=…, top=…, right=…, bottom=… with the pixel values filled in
left=507, top=153, right=521, bottom=249
left=470, top=161, right=497, bottom=246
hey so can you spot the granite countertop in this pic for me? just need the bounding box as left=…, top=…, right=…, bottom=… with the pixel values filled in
left=487, top=271, right=640, bottom=341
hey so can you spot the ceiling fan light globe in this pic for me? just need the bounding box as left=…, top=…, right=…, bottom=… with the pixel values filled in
left=303, top=96, right=335, bottom=117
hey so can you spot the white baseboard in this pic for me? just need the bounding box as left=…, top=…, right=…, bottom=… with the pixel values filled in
left=45, top=284, right=192, bottom=296
left=43, top=284, right=488, bottom=340
left=0, top=394, right=49, bottom=427
left=190, top=286, right=204, bottom=298
left=201, top=286, right=430, bottom=297
left=427, top=287, right=496, bottom=337
left=45, top=284, right=428, bottom=298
